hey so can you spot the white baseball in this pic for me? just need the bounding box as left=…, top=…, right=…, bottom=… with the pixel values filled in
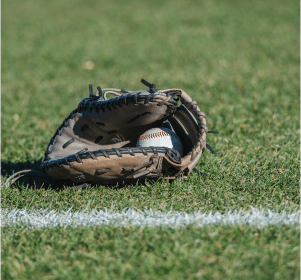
left=136, top=127, right=183, bottom=156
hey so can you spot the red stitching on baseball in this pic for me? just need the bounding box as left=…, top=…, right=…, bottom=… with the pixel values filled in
left=138, top=130, right=180, bottom=141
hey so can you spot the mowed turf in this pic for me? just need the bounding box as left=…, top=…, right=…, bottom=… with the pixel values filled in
left=2, top=226, right=299, bottom=280
left=1, top=0, right=300, bottom=279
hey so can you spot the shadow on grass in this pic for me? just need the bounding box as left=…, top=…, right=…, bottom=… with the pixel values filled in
left=1, top=160, right=43, bottom=177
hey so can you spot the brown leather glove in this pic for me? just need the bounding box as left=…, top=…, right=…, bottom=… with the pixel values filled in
left=4, top=79, right=215, bottom=188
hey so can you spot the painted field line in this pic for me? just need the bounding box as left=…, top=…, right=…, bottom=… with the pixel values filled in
left=2, top=208, right=299, bottom=229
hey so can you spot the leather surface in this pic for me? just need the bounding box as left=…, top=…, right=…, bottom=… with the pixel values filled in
left=43, top=87, right=208, bottom=184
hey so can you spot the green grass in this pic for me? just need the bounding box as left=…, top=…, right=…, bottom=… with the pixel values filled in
left=1, top=0, right=299, bottom=278
left=2, top=226, right=300, bottom=280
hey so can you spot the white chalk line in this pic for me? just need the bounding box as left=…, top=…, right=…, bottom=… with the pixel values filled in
left=1, top=207, right=300, bottom=229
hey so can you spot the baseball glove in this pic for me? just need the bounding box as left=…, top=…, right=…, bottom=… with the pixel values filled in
left=5, top=79, right=217, bottom=187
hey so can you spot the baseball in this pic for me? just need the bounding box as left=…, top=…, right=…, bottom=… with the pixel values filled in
left=136, top=127, right=184, bottom=156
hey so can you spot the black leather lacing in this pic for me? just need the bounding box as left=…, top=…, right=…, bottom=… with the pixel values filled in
left=141, top=79, right=157, bottom=93
left=41, top=147, right=181, bottom=171
left=62, top=138, right=75, bottom=149
left=206, top=144, right=215, bottom=154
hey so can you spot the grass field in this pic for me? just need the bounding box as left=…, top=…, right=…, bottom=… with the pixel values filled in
left=1, top=0, right=300, bottom=279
